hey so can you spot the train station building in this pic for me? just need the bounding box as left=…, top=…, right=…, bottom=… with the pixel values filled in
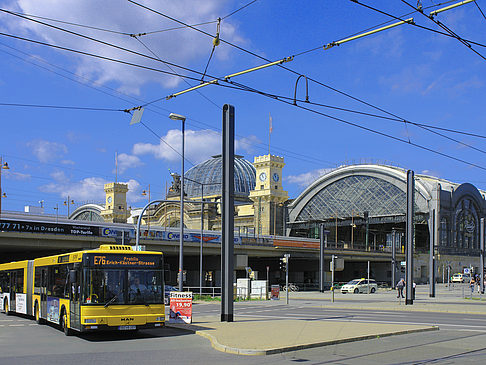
left=2, top=153, right=485, bottom=288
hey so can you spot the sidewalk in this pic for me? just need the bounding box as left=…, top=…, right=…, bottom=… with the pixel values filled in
left=284, top=285, right=486, bottom=315
left=168, top=315, right=436, bottom=355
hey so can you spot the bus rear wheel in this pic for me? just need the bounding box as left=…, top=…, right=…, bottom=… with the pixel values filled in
left=61, top=312, right=73, bottom=336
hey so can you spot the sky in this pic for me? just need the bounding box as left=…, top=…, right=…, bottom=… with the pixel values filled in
left=1, top=0, right=486, bottom=217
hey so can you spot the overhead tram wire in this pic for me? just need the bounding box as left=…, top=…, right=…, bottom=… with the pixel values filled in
left=0, top=9, right=213, bottom=80
left=127, top=0, right=486, bottom=143
left=5, top=7, right=484, bottom=168
left=227, top=80, right=486, bottom=172
left=131, top=35, right=221, bottom=110
left=222, top=0, right=259, bottom=20
left=348, top=0, right=486, bottom=49
left=0, top=40, right=331, bottom=168
left=474, top=0, right=486, bottom=21
left=0, top=31, right=206, bottom=83
left=399, top=0, right=486, bottom=62
left=0, top=102, right=125, bottom=112
left=8, top=9, right=217, bottom=38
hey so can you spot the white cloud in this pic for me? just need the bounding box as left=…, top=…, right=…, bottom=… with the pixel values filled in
left=286, top=168, right=333, bottom=187
left=50, top=170, right=68, bottom=182
left=60, top=159, right=75, bottom=165
left=27, top=139, right=68, bottom=163
left=132, top=128, right=260, bottom=165
left=115, top=153, right=143, bottom=174
left=133, top=128, right=221, bottom=164
left=235, top=135, right=261, bottom=155
left=39, top=175, right=143, bottom=205
left=6, top=0, right=242, bottom=93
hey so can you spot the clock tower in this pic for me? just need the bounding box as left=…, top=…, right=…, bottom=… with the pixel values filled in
left=100, top=182, right=130, bottom=223
left=249, top=154, right=288, bottom=235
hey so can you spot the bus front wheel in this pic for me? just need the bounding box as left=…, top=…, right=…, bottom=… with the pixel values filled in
left=61, top=312, right=73, bottom=336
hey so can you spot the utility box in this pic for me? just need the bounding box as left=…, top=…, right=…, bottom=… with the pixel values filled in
left=237, top=278, right=250, bottom=299
left=251, top=280, right=267, bottom=299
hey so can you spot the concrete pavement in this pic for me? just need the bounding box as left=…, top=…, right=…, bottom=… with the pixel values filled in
left=168, top=315, right=437, bottom=355
left=168, top=284, right=485, bottom=355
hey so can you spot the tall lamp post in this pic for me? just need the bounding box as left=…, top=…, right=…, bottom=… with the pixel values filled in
left=169, top=113, right=186, bottom=292
left=142, top=184, right=151, bottom=234
left=0, top=157, right=10, bottom=217
left=64, top=196, right=75, bottom=218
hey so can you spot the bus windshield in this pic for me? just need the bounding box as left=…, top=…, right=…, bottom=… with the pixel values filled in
left=84, top=269, right=163, bottom=305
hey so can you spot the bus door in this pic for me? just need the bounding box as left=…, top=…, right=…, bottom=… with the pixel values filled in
left=69, top=267, right=81, bottom=330
left=9, top=271, right=16, bottom=311
left=39, top=267, right=48, bottom=318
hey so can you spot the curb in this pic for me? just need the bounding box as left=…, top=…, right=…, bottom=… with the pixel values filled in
left=193, top=325, right=439, bottom=356
left=306, top=304, right=486, bottom=315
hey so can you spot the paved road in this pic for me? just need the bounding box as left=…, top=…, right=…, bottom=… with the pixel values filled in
left=2, top=295, right=486, bottom=364
left=192, top=300, right=486, bottom=331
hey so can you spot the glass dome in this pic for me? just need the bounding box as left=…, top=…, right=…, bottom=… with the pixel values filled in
left=184, top=155, right=256, bottom=198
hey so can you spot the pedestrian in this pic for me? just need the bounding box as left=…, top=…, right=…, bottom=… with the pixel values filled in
left=469, top=275, right=475, bottom=295
left=396, top=278, right=405, bottom=298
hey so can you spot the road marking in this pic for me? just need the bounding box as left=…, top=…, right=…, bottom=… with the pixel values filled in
left=8, top=324, right=25, bottom=327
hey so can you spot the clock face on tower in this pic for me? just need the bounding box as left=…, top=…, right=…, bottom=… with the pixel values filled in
left=107, top=196, right=113, bottom=204
left=273, top=173, right=279, bottom=182
left=259, top=172, right=267, bottom=182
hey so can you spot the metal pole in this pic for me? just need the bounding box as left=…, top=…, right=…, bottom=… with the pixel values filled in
left=178, top=118, right=185, bottom=292
left=331, top=255, right=335, bottom=302
left=429, top=209, right=436, bottom=297
left=200, top=184, right=204, bottom=296
left=365, top=211, right=369, bottom=251
left=285, top=254, right=289, bottom=305
left=319, top=225, right=325, bottom=292
left=221, top=104, right=235, bottom=322
left=367, top=260, right=370, bottom=294
left=481, top=218, right=485, bottom=294
left=392, top=230, right=396, bottom=289
left=406, top=170, right=415, bottom=305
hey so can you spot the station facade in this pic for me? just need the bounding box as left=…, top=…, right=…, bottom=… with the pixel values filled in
left=65, top=155, right=486, bottom=286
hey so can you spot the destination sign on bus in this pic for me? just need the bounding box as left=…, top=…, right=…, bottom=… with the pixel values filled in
left=87, top=254, right=160, bottom=268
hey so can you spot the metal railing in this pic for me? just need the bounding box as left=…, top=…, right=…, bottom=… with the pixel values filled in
left=183, top=286, right=221, bottom=297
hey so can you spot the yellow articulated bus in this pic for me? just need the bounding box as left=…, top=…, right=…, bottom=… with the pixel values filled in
left=0, top=245, right=165, bottom=335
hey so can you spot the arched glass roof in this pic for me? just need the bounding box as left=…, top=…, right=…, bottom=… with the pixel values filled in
left=184, top=155, right=256, bottom=198
left=72, top=210, right=104, bottom=222
left=296, top=175, right=407, bottom=221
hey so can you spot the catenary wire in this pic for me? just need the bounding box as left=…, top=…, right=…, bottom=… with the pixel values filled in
left=399, top=0, right=486, bottom=61
left=4, top=5, right=486, bottom=171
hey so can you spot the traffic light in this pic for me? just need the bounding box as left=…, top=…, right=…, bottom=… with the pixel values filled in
left=279, top=257, right=287, bottom=271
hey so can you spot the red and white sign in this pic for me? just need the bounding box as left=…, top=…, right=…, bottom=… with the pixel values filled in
left=271, top=285, right=280, bottom=300
left=169, top=291, right=192, bottom=324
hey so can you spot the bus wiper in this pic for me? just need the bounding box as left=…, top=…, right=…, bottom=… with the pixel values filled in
left=104, top=293, right=119, bottom=307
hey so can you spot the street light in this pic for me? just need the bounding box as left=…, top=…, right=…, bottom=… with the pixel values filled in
left=0, top=158, right=10, bottom=217
left=141, top=184, right=151, bottom=234
left=169, top=112, right=186, bottom=292
left=64, top=196, right=75, bottom=218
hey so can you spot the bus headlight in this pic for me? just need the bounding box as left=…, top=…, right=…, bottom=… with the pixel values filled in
left=156, top=317, right=164, bottom=321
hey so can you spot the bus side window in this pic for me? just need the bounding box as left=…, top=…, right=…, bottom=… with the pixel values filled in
left=16, top=270, right=24, bottom=293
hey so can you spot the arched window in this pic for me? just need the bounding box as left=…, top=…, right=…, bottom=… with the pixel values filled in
left=453, top=198, right=480, bottom=250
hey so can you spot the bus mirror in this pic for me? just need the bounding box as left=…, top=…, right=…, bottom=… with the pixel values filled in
left=69, top=270, right=77, bottom=283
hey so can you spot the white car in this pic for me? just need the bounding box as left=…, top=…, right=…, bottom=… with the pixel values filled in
left=341, top=278, right=378, bottom=294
